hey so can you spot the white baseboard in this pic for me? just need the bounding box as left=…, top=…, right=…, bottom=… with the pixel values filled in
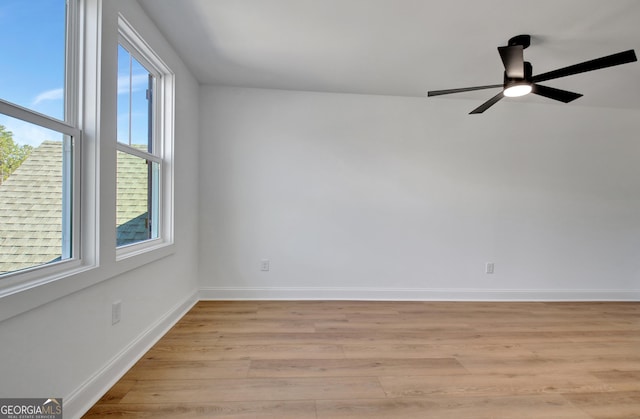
left=199, top=286, right=640, bottom=302
left=64, top=291, right=198, bottom=419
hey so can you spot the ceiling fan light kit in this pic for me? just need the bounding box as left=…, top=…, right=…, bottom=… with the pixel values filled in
left=503, top=83, right=532, bottom=97
left=427, top=34, right=637, bottom=114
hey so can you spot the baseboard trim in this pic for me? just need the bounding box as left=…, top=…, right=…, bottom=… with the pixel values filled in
left=199, top=287, right=640, bottom=302
left=65, top=291, right=198, bottom=419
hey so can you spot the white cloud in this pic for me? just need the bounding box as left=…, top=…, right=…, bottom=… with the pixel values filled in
left=118, top=73, right=150, bottom=95
left=0, top=115, right=61, bottom=147
left=32, top=88, right=64, bottom=105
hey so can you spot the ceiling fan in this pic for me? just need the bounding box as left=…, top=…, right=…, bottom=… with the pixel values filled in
left=427, top=35, right=637, bottom=114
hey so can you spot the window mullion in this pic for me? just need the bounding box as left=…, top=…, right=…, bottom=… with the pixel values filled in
left=128, top=53, right=133, bottom=146
left=61, top=135, right=73, bottom=259
left=64, top=0, right=79, bottom=126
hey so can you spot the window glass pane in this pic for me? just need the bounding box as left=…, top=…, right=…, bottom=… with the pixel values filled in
left=0, top=116, right=73, bottom=276
left=0, top=0, right=66, bottom=120
left=117, top=45, right=153, bottom=153
left=116, top=151, right=159, bottom=247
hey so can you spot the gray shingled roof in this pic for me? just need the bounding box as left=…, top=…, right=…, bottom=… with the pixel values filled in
left=116, top=149, right=151, bottom=246
left=0, top=141, right=65, bottom=274
left=0, top=141, right=149, bottom=275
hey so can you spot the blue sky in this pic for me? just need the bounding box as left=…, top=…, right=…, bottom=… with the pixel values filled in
left=0, top=0, right=150, bottom=148
left=0, top=0, right=65, bottom=146
left=118, top=44, right=153, bottom=150
left=0, top=0, right=65, bottom=120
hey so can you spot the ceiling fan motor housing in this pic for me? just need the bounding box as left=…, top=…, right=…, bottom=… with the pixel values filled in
left=504, top=61, right=533, bottom=86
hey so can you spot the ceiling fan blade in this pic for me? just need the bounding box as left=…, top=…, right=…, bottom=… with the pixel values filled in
left=427, top=84, right=502, bottom=97
left=469, top=91, right=504, bottom=114
left=531, top=84, right=583, bottom=103
left=532, top=49, right=637, bottom=83
left=498, top=45, right=525, bottom=78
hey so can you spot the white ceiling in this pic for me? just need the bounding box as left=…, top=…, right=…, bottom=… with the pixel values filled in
left=139, top=0, right=640, bottom=109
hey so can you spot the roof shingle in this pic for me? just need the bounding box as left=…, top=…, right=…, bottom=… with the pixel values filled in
left=0, top=141, right=150, bottom=274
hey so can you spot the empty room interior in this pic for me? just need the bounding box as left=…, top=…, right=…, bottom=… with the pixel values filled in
left=0, top=0, right=639, bottom=418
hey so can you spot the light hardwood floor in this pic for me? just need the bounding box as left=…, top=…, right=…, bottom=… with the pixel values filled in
left=84, top=301, right=640, bottom=418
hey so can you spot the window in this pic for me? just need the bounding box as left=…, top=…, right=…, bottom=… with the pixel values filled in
left=0, top=0, right=80, bottom=278
left=116, top=17, right=173, bottom=253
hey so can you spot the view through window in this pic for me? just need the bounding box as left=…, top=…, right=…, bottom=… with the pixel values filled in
left=116, top=42, right=160, bottom=247
left=0, top=0, right=78, bottom=276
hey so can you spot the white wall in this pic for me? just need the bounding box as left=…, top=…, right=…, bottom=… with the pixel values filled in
left=0, top=1, right=200, bottom=417
left=199, top=86, right=640, bottom=300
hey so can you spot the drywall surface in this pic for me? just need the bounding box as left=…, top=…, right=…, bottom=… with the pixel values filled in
left=0, top=0, right=200, bottom=415
left=199, top=86, right=640, bottom=300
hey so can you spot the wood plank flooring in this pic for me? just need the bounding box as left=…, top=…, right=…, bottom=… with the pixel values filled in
left=83, top=301, right=640, bottom=418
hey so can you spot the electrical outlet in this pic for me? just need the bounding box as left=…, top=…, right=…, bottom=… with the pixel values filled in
left=112, top=301, right=122, bottom=325
left=485, top=262, right=495, bottom=274
left=260, top=259, right=270, bottom=271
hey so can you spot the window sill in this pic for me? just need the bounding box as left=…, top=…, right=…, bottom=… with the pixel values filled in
left=0, top=242, right=175, bottom=322
left=116, top=238, right=171, bottom=261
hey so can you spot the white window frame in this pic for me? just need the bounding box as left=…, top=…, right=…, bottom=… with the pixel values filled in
left=115, top=15, right=174, bottom=260
left=0, top=0, right=83, bottom=290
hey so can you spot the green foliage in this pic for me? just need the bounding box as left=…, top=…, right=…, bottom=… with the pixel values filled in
left=0, top=124, right=33, bottom=184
